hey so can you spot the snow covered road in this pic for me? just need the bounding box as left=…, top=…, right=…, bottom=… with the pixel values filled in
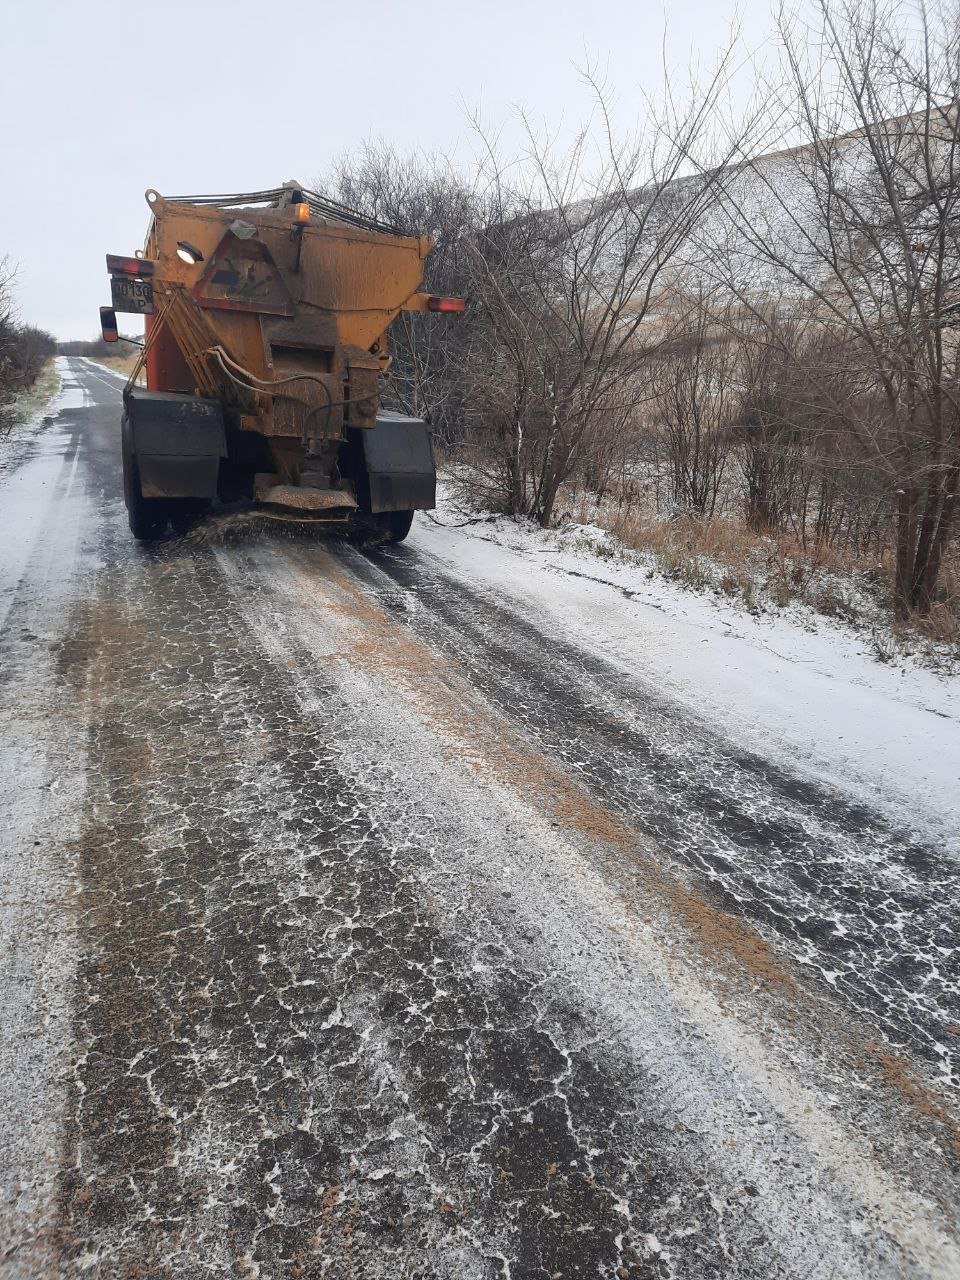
left=2, top=359, right=959, bottom=1278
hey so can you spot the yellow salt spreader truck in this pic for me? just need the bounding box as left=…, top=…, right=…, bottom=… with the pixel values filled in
left=99, top=182, right=464, bottom=540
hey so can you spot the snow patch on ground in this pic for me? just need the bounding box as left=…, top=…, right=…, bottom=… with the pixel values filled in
left=413, top=480, right=960, bottom=844
left=55, top=357, right=91, bottom=409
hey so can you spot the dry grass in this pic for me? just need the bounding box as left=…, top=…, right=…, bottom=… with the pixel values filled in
left=1, top=358, right=60, bottom=435
left=609, top=506, right=860, bottom=595
left=560, top=486, right=959, bottom=659
left=89, top=353, right=140, bottom=378
left=907, top=552, right=960, bottom=647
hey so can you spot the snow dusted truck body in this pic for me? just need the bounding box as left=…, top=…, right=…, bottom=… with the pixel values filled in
left=100, top=183, right=463, bottom=540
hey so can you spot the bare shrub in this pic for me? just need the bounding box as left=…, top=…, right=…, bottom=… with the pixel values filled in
left=457, top=57, right=740, bottom=527
left=647, top=292, right=736, bottom=517
left=702, top=0, right=960, bottom=617
left=0, top=260, right=56, bottom=424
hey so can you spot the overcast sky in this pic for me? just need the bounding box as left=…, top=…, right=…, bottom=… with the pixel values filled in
left=0, top=0, right=770, bottom=338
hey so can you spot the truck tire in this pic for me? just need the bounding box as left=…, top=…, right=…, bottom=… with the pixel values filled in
left=383, top=509, right=415, bottom=543
left=121, top=415, right=168, bottom=541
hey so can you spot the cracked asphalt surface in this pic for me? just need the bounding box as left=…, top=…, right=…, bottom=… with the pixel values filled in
left=1, top=359, right=959, bottom=1278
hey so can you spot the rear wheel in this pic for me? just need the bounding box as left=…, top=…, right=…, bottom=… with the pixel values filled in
left=382, top=509, right=415, bottom=543
left=121, top=416, right=168, bottom=541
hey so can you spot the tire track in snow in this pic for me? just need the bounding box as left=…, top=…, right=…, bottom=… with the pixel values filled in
left=344, top=541, right=960, bottom=1096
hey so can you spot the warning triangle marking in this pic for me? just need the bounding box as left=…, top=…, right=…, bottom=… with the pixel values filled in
left=191, top=231, right=294, bottom=317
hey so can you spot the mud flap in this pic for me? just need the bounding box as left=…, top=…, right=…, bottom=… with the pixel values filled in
left=125, top=388, right=226, bottom=499
left=360, top=411, right=436, bottom=513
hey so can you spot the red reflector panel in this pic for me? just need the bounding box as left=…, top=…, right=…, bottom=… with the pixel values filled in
left=427, top=295, right=465, bottom=313
left=106, top=254, right=155, bottom=277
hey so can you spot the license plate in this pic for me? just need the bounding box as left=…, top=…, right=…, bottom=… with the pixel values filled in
left=111, top=274, right=154, bottom=315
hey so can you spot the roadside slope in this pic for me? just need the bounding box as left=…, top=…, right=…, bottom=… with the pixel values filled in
left=410, top=501, right=960, bottom=845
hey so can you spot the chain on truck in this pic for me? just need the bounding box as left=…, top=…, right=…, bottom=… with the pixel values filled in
left=100, top=182, right=464, bottom=542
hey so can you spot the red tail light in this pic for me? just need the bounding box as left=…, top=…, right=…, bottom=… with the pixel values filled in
left=427, top=295, right=465, bottom=313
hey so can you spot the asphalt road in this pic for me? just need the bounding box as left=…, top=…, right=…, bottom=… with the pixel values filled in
left=1, top=359, right=959, bottom=1279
